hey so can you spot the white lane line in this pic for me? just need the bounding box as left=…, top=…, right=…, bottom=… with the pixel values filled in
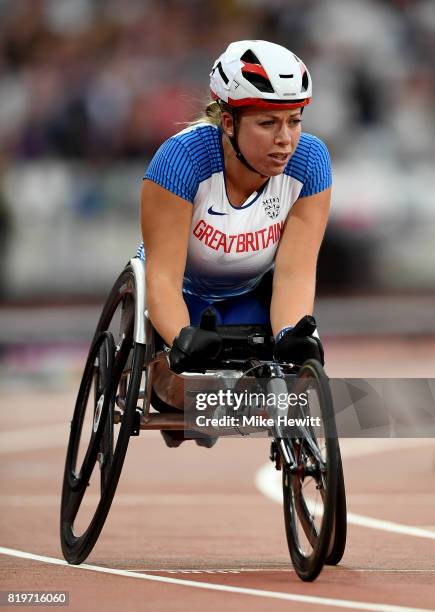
left=350, top=569, right=435, bottom=573
left=116, top=568, right=290, bottom=574
left=343, top=494, right=435, bottom=505
left=128, top=570, right=280, bottom=574
left=0, top=424, right=68, bottom=453
left=0, top=547, right=432, bottom=612
left=117, top=568, right=435, bottom=574
left=257, top=462, right=435, bottom=540
left=337, top=438, right=435, bottom=459
left=346, top=514, right=435, bottom=539
left=255, top=463, right=435, bottom=541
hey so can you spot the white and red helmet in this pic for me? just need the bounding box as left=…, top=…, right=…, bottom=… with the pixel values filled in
left=210, top=40, right=312, bottom=110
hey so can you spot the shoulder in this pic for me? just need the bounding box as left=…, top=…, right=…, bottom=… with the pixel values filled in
left=168, top=123, right=223, bottom=170
left=295, top=132, right=330, bottom=162
left=144, top=123, right=223, bottom=203
left=285, top=133, right=330, bottom=179
left=284, top=133, right=331, bottom=197
left=173, top=122, right=222, bottom=148
left=146, top=123, right=223, bottom=176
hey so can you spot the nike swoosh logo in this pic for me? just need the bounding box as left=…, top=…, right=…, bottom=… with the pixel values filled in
left=207, top=205, right=227, bottom=216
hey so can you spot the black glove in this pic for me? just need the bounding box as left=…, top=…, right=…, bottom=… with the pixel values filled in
left=273, top=315, right=324, bottom=365
left=169, top=326, right=222, bottom=374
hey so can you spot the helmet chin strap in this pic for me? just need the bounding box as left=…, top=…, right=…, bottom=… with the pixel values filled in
left=228, top=109, right=266, bottom=177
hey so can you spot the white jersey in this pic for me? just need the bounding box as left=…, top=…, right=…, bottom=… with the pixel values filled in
left=138, top=123, right=331, bottom=300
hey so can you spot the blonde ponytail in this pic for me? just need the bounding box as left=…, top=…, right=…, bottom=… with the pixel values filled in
left=187, top=100, right=222, bottom=127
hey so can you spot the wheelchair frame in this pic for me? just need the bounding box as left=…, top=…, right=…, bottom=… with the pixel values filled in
left=60, top=259, right=347, bottom=581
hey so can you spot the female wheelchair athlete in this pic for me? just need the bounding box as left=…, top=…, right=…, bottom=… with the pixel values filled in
left=60, top=259, right=347, bottom=582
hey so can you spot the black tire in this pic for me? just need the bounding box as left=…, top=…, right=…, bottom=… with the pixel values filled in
left=60, top=265, right=145, bottom=564
left=325, top=444, right=347, bottom=565
left=281, top=359, right=338, bottom=581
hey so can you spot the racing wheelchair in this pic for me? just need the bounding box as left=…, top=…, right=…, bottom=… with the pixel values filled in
left=60, top=259, right=347, bottom=581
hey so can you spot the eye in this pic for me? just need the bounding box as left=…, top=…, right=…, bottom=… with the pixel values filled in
left=260, top=120, right=274, bottom=126
left=289, top=119, right=302, bottom=126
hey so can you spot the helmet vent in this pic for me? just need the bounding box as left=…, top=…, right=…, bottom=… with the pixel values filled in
left=279, top=74, right=294, bottom=78
left=212, top=61, right=229, bottom=85
left=240, top=49, right=275, bottom=93
left=243, top=71, right=275, bottom=94
left=241, top=49, right=261, bottom=64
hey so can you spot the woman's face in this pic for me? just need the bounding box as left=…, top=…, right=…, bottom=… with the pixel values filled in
left=225, top=107, right=303, bottom=176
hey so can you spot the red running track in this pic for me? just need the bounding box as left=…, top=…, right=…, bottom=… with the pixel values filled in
left=1, top=336, right=435, bottom=611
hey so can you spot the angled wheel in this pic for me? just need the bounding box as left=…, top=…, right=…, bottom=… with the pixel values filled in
left=60, top=264, right=145, bottom=564
left=281, top=359, right=338, bottom=581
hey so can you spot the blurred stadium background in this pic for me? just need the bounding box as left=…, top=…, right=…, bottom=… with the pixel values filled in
left=0, top=0, right=434, bottom=388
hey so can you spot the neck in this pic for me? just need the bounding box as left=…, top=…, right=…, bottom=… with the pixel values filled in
left=222, top=134, right=268, bottom=196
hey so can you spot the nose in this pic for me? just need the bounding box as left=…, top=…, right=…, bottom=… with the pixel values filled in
left=274, top=123, right=292, bottom=146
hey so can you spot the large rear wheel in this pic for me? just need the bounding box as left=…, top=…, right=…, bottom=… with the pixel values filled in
left=60, top=265, right=145, bottom=564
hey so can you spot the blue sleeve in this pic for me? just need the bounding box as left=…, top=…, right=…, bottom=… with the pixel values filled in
left=144, top=137, right=200, bottom=203
left=298, top=137, right=332, bottom=198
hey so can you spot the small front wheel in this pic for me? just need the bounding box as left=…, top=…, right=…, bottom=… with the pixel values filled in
left=326, top=444, right=347, bottom=565
left=281, top=359, right=338, bottom=581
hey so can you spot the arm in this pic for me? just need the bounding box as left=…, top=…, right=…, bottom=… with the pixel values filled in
left=270, top=186, right=331, bottom=336
left=141, top=179, right=193, bottom=345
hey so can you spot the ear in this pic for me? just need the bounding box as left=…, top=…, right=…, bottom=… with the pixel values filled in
left=221, top=111, right=234, bottom=137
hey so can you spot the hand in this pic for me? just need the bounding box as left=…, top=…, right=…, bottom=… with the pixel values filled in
left=169, top=326, right=222, bottom=374
left=274, top=315, right=324, bottom=365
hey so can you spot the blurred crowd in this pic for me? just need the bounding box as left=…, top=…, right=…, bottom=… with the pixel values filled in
left=1, top=0, right=435, bottom=299
left=1, top=0, right=434, bottom=162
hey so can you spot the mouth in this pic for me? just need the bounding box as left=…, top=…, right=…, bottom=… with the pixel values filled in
left=268, top=153, right=291, bottom=163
